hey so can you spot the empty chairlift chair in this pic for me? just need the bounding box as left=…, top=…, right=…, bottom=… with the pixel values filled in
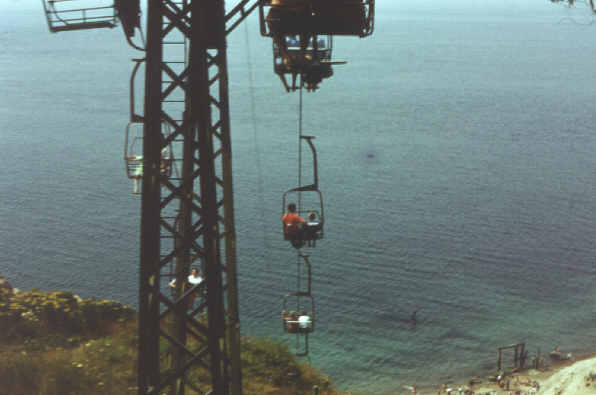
left=41, top=0, right=140, bottom=37
left=124, top=122, right=174, bottom=194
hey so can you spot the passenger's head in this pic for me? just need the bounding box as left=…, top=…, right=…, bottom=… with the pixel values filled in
left=301, top=311, right=307, bottom=316
left=308, top=212, right=317, bottom=221
left=191, top=268, right=199, bottom=277
left=287, top=203, right=297, bottom=213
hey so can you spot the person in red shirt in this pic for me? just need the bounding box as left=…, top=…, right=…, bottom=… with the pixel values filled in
left=282, top=203, right=306, bottom=248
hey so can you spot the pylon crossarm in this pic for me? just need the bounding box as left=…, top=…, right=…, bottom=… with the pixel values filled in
left=225, top=0, right=259, bottom=34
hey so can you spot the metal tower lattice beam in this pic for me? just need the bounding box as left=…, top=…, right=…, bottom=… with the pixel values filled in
left=138, top=1, right=254, bottom=394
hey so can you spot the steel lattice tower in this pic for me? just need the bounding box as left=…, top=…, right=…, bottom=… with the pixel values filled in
left=139, top=1, right=257, bottom=394
left=42, top=0, right=373, bottom=392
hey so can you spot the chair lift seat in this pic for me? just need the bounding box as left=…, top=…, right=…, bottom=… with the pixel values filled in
left=283, top=221, right=322, bottom=242
left=42, top=0, right=118, bottom=33
left=266, top=0, right=367, bottom=36
left=282, top=313, right=313, bottom=333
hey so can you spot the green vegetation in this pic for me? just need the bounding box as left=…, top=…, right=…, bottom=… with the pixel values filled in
left=0, top=288, right=134, bottom=344
left=0, top=288, right=343, bottom=395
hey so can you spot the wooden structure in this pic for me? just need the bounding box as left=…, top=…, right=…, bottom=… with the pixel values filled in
left=497, top=343, right=528, bottom=371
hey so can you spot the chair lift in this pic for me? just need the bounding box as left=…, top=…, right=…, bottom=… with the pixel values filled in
left=41, top=0, right=141, bottom=39
left=259, top=0, right=375, bottom=38
left=272, top=35, right=341, bottom=92
left=282, top=292, right=315, bottom=356
left=124, top=56, right=175, bottom=194
left=282, top=136, right=324, bottom=247
left=259, top=0, right=374, bottom=91
left=124, top=122, right=175, bottom=194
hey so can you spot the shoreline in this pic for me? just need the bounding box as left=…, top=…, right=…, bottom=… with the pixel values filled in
left=407, top=351, right=596, bottom=395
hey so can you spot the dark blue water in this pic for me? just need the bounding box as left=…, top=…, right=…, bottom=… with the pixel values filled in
left=3, top=1, right=596, bottom=393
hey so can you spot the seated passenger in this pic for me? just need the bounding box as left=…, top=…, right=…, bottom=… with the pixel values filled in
left=284, top=310, right=299, bottom=333
left=306, top=212, right=320, bottom=228
left=282, top=203, right=306, bottom=248
left=305, top=212, right=322, bottom=246
left=298, top=311, right=312, bottom=332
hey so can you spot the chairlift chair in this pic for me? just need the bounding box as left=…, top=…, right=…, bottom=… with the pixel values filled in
left=41, top=0, right=140, bottom=38
left=272, top=35, right=337, bottom=91
left=124, top=122, right=143, bottom=181
left=282, top=136, right=324, bottom=245
left=124, top=122, right=175, bottom=194
left=259, top=0, right=375, bottom=38
left=282, top=292, right=315, bottom=334
left=259, top=0, right=371, bottom=91
left=282, top=189, right=324, bottom=245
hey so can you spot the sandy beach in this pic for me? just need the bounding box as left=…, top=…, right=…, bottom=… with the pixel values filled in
left=406, top=354, right=596, bottom=395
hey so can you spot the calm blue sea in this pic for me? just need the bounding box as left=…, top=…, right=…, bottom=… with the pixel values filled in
left=3, top=1, right=596, bottom=393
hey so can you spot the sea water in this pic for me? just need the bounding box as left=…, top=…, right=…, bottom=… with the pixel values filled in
left=3, top=1, right=596, bottom=393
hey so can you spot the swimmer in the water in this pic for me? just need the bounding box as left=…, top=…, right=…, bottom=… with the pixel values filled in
left=411, top=307, right=419, bottom=325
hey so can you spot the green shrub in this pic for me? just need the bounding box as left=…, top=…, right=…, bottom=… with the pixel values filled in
left=0, top=290, right=135, bottom=344
left=0, top=351, right=97, bottom=395
left=241, top=337, right=301, bottom=386
left=0, top=352, right=42, bottom=394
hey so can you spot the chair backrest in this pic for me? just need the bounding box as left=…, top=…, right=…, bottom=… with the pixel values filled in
left=42, top=0, right=117, bottom=33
